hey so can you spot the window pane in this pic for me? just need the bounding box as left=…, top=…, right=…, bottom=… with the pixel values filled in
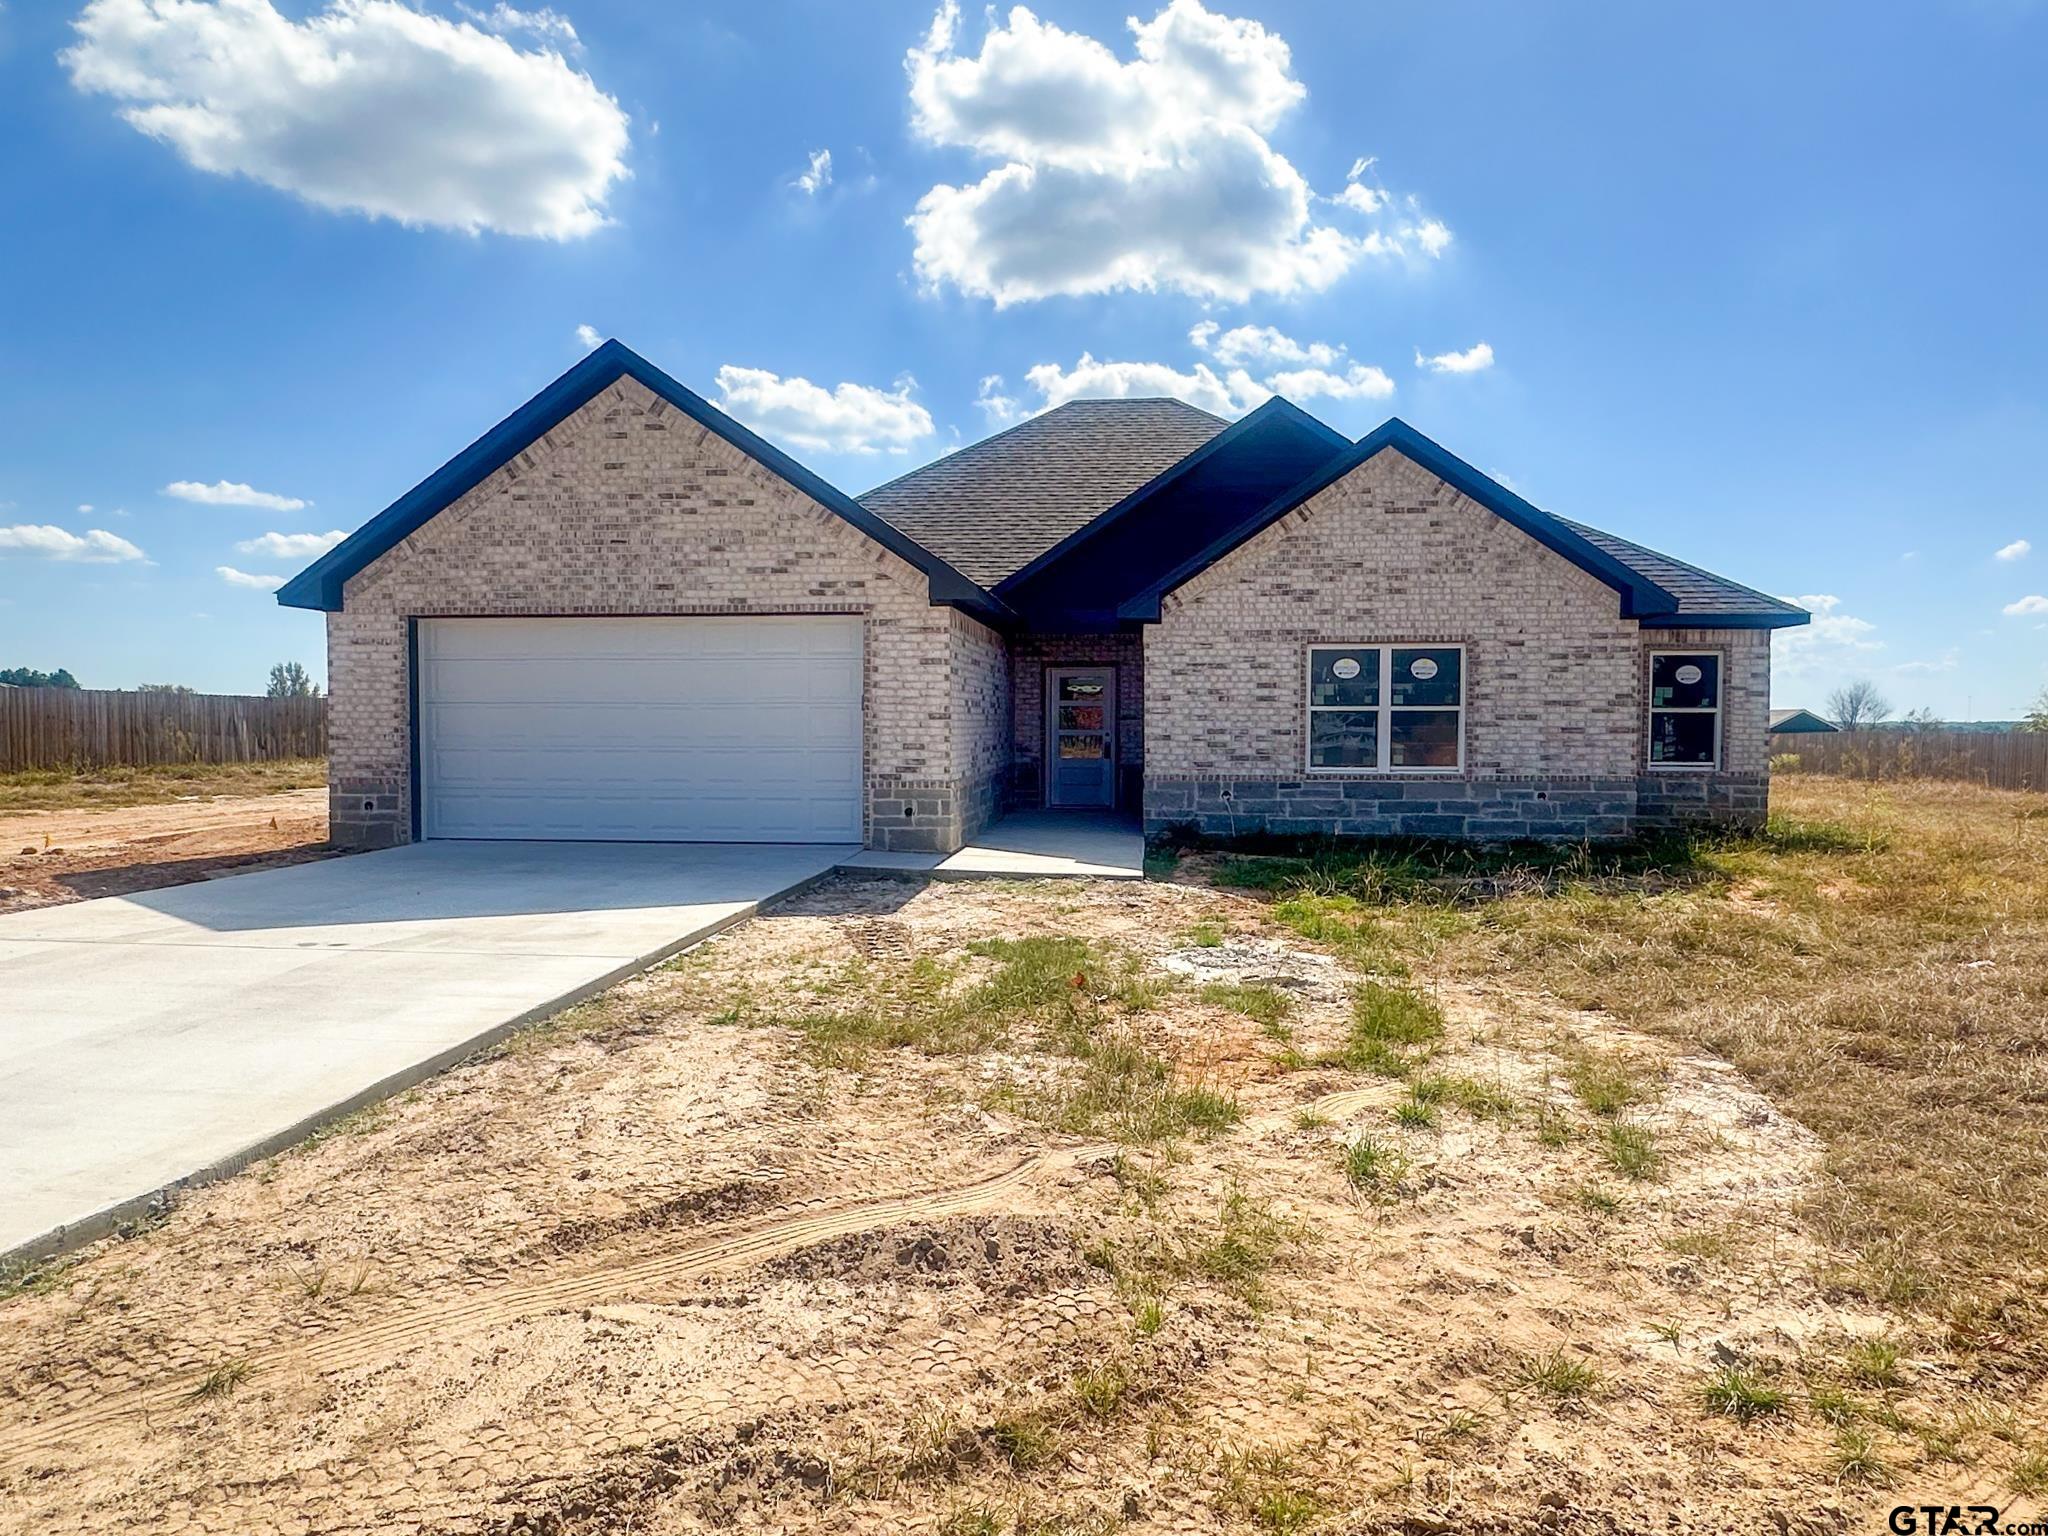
left=1651, top=653, right=1719, bottom=710
left=1649, top=710, right=1717, bottom=764
left=1057, top=676, right=1105, bottom=702
left=1058, top=704, right=1104, bottom=731
left=1058, top=734, right=1107, bottom=759
left=1309, top=647, right=1379, bottom=707
left=1390, top=709, right=1460, bottom=767
left=1309, top=709, right=1378, bottom=768
left=1391, top=647, right=1461, bottom=707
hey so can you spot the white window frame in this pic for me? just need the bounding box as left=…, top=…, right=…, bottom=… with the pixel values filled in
left=1646, top=648, right=1723, bottom=771
left=1305, top=643, right=1466, bottom=775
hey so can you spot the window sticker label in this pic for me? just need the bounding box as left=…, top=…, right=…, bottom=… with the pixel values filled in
left=1409, top=656, right=1439, bottom=681
left=1675, top=663, right=1702, bottom=685
left=1332, top=657, right=1361, bottom=680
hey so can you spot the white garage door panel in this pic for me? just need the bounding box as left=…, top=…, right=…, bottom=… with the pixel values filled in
left=420, top=617, right=863, bottom=842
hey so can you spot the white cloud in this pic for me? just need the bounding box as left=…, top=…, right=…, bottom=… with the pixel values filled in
left=793, top=148, right=833, bottom=196
left=164, top=479, right=309, bottom=511
left=458, top=3, right=578, bottom=48
left=1332, top=157, right=1385, bottom=215
left=903, top=0, right=1445, bottom=305
left=1186, top=322, right=1394, bottom=402
left=976, top=373, right=1023, bottom=425
left=1416, top=341, right=1495, bottom=374
left=2004, top=594, right=2048, bottom=616
left=1265, top=363, right=1394, bottom=401
left=235, top=529, right=347, bottom=560
left=216, top=565, right=287, bottom=591
left=1022, top=353, right=1269, bottom=417
left=1191, top=322, right=1341, bottom=370
left=1995, top=538, right=2031, bottom=562
left=712, top=366, right=935, bottom=456
left=1773, top=593, right=1882, bottom=683
left=1892, top=648, right=1961, bottom=676
left=77, top=503, right=94, bottom=514
left=64, top=0, right=630, bottom=240
left=0, top=524, right=148, bottom=563
left=575, top=323, right=602, bottom=350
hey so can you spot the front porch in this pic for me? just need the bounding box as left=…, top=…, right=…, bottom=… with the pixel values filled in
left=840, top=808, right=1143, bottom=880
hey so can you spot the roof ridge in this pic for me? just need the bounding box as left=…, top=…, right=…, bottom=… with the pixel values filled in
left=857, top=397, right=1230, bottom=503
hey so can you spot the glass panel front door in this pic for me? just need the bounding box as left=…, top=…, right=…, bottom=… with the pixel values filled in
left=1047, top=668, right=1115, bottom=807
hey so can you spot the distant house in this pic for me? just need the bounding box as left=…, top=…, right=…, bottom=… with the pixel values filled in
left=1768, top=708, right=1838, bottom=735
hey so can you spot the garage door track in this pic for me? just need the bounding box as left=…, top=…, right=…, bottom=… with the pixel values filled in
left=0, top=840, right=852, bottom=1265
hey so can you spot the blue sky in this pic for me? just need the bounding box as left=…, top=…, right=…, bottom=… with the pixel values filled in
left=1, top=0, right=2043, bottom=715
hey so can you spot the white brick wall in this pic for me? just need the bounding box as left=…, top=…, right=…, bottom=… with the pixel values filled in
left=328, top=377, right=976, bottom=851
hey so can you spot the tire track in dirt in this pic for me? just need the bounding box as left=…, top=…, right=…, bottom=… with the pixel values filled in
left=0, top=1086, right=1388, bottom=1469
left=0, top=1146, right=1102, bottom=1468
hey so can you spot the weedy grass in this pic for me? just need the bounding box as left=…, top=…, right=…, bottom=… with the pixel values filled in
left=1219, top=1447, right=1325, bottom=1535
left=772, top=935, right=1236, bottom=1145
left=1602, top=1120, right=1660, bottom=1181
left=1341, top=1134, right=1409, bottom=1197
left=1513, top=1348, right=1601, bottom=1400
left=1832, top=1426, right=1892, bottom=1486
left=1336, top=981, right=1443, bottom=1077
left=188, top=1359, right=253, bottom=1401
left=1702, top=1366, right=1789, bottom=1423
left=1200, top=981, right=1293, bottom=1033
left=1844, top=1336, right=1903, bottom=1388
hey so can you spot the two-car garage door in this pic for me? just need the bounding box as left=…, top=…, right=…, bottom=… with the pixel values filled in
left=417, top=616, right=862, bottom=842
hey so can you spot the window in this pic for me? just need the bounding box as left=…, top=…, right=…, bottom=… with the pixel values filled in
left=1307, top=645, right=1464, bottom=772
left=1647, top=651, right=1721, bottom=768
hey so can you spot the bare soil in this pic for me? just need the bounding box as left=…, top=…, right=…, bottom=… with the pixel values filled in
left=3, top=862, right=2018, bottom=1535
left=0, top=787, right=332, bottom=913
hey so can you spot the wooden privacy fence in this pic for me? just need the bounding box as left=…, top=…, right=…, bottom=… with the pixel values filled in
left=1776, top=729, right=2048, bottom=793
left=0, top=688, right=326, bottom=771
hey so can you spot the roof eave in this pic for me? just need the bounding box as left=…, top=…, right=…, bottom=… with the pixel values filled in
left=1637, top=610, right=1810, bottom=631
left=276, top=340, right=1012, bottom=625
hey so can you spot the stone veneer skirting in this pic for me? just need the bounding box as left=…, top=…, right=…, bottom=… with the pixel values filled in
left=1144, top=773, right=1768, bottom=842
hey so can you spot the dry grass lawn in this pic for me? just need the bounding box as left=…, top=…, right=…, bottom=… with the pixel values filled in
left=0, top=758, right=327, bottom=814
left=0, top=773, right=2041, bottom=1535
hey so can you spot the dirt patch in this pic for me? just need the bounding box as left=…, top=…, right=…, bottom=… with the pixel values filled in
left=760, top=1214, right=1089, bottom=1294
left=0, top=786, right=332, bottom=912
left=0, top=869, right=2030, bottom=1533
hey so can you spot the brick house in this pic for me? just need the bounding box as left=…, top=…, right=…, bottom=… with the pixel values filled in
left=280, top=341, right=1808, bottom=852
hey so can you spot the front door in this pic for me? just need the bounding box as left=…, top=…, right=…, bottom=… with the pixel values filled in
left=1046, top=667, right=1116, bottom=808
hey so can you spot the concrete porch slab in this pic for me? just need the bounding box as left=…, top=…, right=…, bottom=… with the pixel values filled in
left=839, top=809, right=1145, bottom=881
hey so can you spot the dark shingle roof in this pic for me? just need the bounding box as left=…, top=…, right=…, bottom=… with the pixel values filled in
left=1556, top=517, right=1807, bottom=624
left=858, top=399, right=1229, bottom=587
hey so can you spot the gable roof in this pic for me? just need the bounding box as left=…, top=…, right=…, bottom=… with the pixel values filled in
left=1116, top=417, right=1810, bottom=632
left=1769, top=708, right=1839, bottom=732
left=275, top=340, right=1010, bottom=623
left=996, top=398, right=1352, bottom=630
left=858, top=398, right=1228, bottom=588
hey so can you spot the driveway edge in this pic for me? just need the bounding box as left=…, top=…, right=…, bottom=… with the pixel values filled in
left=1, top=866, right=838, bottom=1277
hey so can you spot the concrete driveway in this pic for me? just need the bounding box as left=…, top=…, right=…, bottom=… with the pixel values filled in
left=0, top=839, right=852, bottom=1264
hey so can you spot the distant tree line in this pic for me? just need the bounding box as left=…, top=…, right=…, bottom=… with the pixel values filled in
left=2, top=663, right=322, bottom=697
left=0, top=666, right=80, bottom=689
left=1828, top=677, right=2048, bottom=733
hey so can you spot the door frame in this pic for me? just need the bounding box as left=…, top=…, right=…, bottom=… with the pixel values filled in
left=1043, top=665, right=1117, bottom=809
